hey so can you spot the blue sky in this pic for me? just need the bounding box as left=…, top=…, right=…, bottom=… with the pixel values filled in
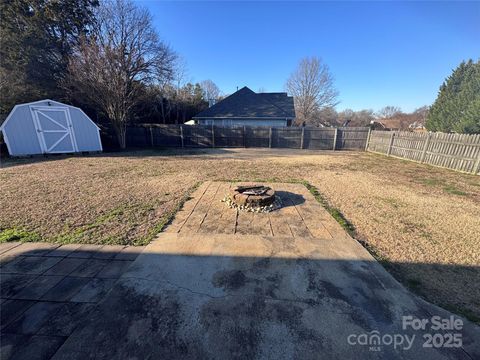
left=140, top=1, right=479, bottom=112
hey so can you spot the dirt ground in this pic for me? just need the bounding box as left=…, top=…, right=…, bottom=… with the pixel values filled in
left=1, top=148, right=479, bottom=321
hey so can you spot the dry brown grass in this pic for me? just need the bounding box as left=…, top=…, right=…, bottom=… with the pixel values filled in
left=1, top=148, right=479, bottom=321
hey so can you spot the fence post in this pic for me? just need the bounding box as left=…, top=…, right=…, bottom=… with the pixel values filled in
left=269, top=127, right=272, bottom=148
left=243, top=126, right=246, bottom=148
left=180, top=125, right=184, bottom=148
left=420, top=133, right=432, bottom=163
left=387, top=132, right=395, bottom=156
left=364, top=128, right=371, bottom=151
left=300, top=127, right=305, bottom=149
left=473, top=152, right=480, bottom=175
left=211, top=124, right=215, bottom=148
left=332, top=128, right=338, bottom=150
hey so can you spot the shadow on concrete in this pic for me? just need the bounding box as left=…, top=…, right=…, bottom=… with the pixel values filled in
left=1, top=244, right=479, bottom=360
left=275, top=191, right=306, bottom=207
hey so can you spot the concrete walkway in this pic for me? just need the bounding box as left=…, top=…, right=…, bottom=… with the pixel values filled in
left=5, top=182, right=479, bottom=359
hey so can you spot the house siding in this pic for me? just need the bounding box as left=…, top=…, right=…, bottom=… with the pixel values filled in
left=197, top=118, right=288, bottom=127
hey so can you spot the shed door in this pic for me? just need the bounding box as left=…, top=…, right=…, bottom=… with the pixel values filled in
left=31, top=107, right=78, bottom=153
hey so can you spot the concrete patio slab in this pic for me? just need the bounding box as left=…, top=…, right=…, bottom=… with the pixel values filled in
left=66, top=244, right=103, bottom=259
left=166, top=182, right=340, bottom=239
left=1, top=256, right=62, bottom=275
left=0, top=243, right=144, bottom=360
left=2, top=334, right=65, bottom=360
left=2, top=243, right=60, bottom=258
left=41, top=277, right=91, bottom=302
left=45, top=244, right=83, bottom=258
left=0, top=242, right=21, bottom=255
left=0, top=274, right=37, bottom=298
left=13, top=275, right=64, bottom=300
left=70, top=278, right=117, bottom=303
left=44, top=258, right=87, bottom=276
left=68, top=259, right=109, bottom=278
left=36, top=303, right=95, bottom=337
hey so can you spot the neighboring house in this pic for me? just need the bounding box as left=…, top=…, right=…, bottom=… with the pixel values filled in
left=370, top=118, right=423, bottom=132
left=408, top=121, right=427, bottom=132
left=370, top=113, right=428, bottom=132
left=192, top=86, right=295, bottom=127
left=370, top=120, right=400, bottom=131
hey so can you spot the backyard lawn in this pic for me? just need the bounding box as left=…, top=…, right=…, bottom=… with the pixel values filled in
left=1, top=148, right=479, bottom=322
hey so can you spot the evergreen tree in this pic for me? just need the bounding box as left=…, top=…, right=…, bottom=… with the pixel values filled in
left=426, top=60, right=480, bottom=134
left=0, top=0, right=98, bottom=113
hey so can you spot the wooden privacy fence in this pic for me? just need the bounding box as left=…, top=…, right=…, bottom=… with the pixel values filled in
left=126, top=125, right=370, bottom=151
left=367, top=130, right=480, bottom=174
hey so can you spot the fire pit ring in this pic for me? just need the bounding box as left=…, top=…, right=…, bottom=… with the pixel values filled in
left=230, top=185, right=276, bottom=208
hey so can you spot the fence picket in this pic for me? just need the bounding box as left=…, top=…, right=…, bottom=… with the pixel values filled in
left=367, top=130, right=480, bottom=174
left=127, top=125, right=370, bottom=151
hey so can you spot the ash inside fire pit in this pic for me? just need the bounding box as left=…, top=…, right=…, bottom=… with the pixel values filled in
left=222, top=184, right=281, bottom=212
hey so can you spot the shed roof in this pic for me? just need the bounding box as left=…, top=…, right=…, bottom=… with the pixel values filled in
left=193, top=87, right=295, bottom=119
left=0, top=99, right=100, bottom=131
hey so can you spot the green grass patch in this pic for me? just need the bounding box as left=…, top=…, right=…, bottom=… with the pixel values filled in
left=443, top=185, right=467, bottom=196
left=419, top=178, right=467, bottom=196
left=50, top=205, right=135, bottom=244
left=300, top=180, right=356, bottom=237
left=0, top=228, right=40, bottom=243
left=420, top=178, right=446, bottom=187
left=134, top=181, right=202, bottom=246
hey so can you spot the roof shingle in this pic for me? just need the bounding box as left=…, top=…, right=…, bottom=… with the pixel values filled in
left=193, top=87, right=295, bottom=119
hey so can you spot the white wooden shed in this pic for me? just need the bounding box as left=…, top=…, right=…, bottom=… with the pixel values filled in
left=0, top=99, right=102, bottom=156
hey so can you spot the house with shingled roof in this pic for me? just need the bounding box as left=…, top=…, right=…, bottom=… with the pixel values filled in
left=192, top=86, right=295, bottom=127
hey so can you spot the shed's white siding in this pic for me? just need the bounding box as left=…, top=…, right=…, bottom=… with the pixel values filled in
left=2, top=104, right=43, bottom=155
left=0, top=100, right=102, bottom=156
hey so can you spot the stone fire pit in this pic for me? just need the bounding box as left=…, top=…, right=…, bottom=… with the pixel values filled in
left=222, top=184, right=280, bottom=212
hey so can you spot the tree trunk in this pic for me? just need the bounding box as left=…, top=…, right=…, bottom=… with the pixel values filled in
left=113, top=122, right=127, bottom=149
left=160, top=98, right=166, bottom=124
left=117, top=128, right=127, bottom=149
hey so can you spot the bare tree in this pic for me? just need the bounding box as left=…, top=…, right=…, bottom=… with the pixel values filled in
left=285, top=57, right=339, bottom=125
left=200, top=80, right=220, bottom=103
left=337, top=108, right=375, bottom=127
left=313, top=107, right=338, bottom=127
left=413, top=105, right=430, bottom=123
left=64, top=0, right=176, bottom=148
left=376, top=106, right=402, bottom=119
left=172, top=58, right=190, bottom=123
